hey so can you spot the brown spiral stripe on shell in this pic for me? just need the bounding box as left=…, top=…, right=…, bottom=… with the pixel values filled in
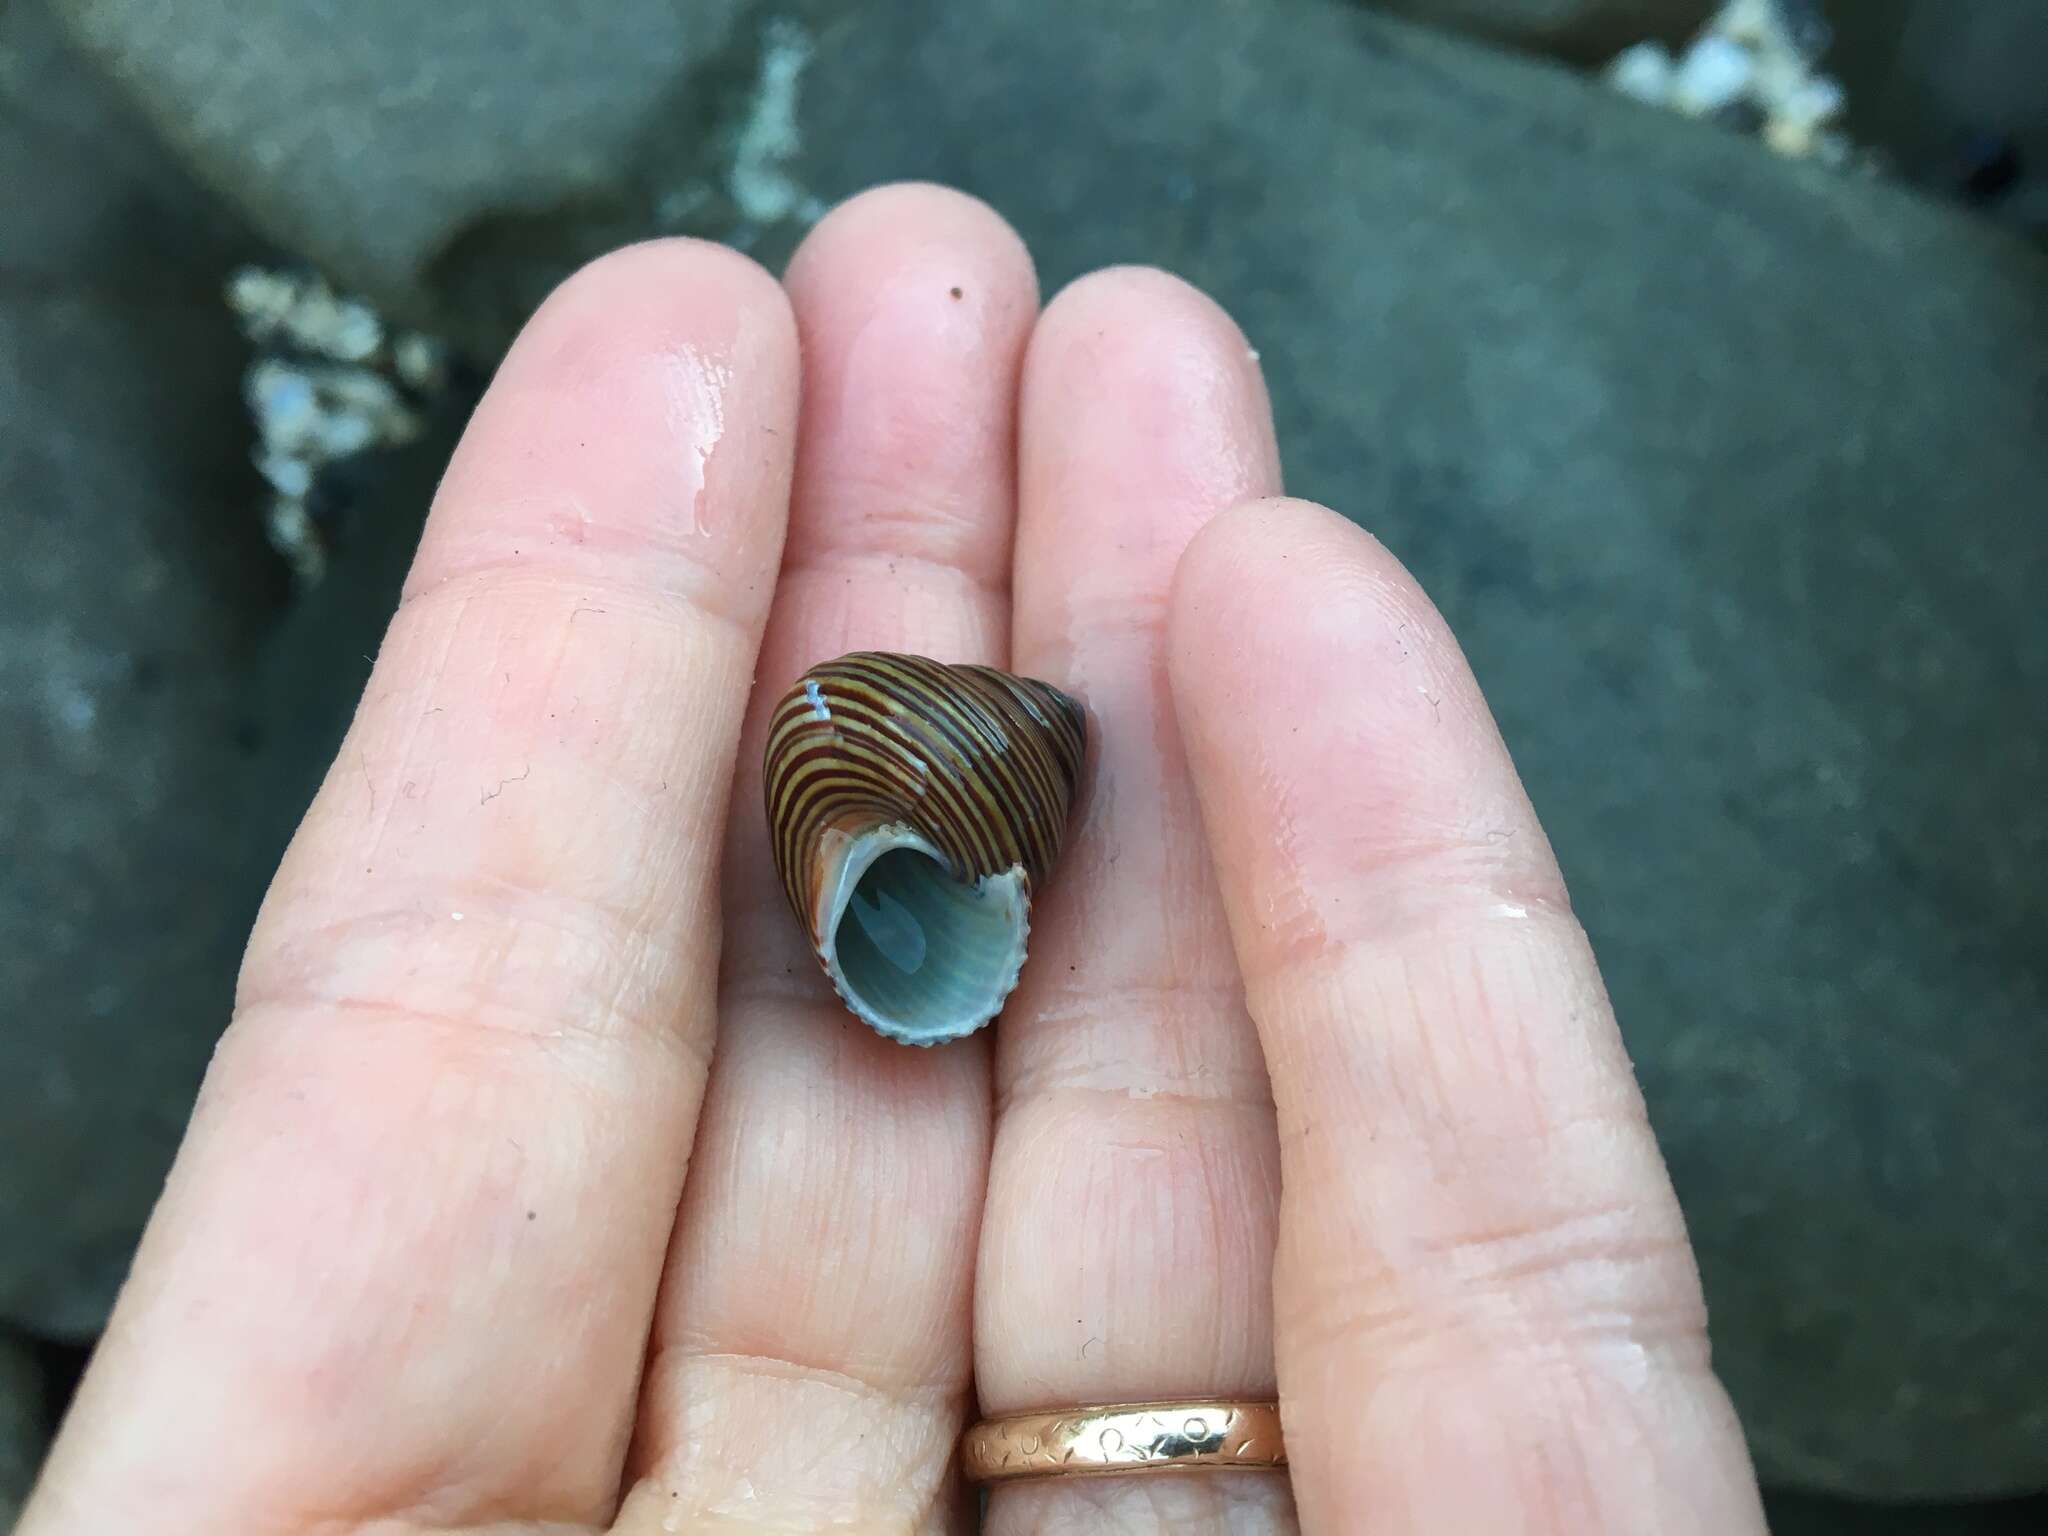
left=764, top=652, right=1086, bottom=934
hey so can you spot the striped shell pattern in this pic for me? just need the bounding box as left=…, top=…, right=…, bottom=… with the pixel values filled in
left=764, top=652, right=1087, bottom=1045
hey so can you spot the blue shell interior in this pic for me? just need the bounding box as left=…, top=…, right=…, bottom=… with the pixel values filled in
left=819, top=828, right=1028, bottom=1045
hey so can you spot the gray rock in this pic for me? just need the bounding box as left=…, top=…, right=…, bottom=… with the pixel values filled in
left=1, top=0, right=472, bottom=1346
left=1765, top=1488, right=2048, bottom=1535
left=1825, top=0, right=2048, bottom=231
left=1364, top=0, right=1709, bottom=60
left=0, top=0, right=288, bottom=1335
left=0, top=1334, right=46, bottom=1529
left=47, top=0, right=755, bottom=346
left=31, top=0, right=2048, bottom=1498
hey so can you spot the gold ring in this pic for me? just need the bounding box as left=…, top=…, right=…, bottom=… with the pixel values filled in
left=962, top=1399, right=1287, bottom=1484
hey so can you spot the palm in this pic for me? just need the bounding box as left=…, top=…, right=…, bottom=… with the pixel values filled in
left=22, top=187, right=1764, bottom=1535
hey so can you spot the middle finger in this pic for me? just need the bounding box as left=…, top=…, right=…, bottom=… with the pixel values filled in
left=618, top=185, right=1037, bottom=1531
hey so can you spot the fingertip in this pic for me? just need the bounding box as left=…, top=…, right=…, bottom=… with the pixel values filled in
left=787, top=182, right=1037, bottom=315
left=1039, top=263, right=1245, bottom=351
left=513, top=235, right=799, bottom=386
left=769, top=183, right=1037, bottom=604
left=562, top=236, right=792, bottom=326
left=1170, top=494, right=1456, bottom=706
left=1016, top=268, right=1281, bottom=644
left=1168, top=493, right=1560, bottom=972
left=1177, top=493, right=1356, bottom=569
left=1169, top=497, right=1405, bottom=722
left=421, top=236, right=800, bottom=611
left=1030, top=268, right=1275, bottom=464
left=1171, top=496, right=1346, bottom=646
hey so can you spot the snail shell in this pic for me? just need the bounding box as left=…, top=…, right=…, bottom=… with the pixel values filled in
left=764, top=651, right=1086, bottom=1046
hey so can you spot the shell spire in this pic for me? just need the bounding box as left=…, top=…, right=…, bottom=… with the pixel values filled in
left=763, top=651, right=1086, bottom=1045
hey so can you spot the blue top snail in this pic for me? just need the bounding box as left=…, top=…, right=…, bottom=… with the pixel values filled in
left=763, top=652, right=1087, bottom=1045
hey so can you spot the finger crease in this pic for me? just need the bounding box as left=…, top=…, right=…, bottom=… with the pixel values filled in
left=398, top=548, right=759, bottom=642
left=779, top=543, right=1011, bottom=607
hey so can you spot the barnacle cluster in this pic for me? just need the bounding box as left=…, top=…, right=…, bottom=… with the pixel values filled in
left=226, top=268, right=451, bottom=584
left=1606, top=0, right=1852, bottom=164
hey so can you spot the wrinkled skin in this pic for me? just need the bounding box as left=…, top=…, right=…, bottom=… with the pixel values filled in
left=21, top=185, right=1767, bottom=1535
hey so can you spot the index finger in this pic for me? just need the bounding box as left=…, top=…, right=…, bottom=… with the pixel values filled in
left=26, top=240, right=799, bottom=1533
left=1168, top=499, right=1766, bottom=1534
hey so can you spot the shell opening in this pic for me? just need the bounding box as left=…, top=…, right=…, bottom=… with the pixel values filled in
left=818, top=831, right=1029, bottom=1045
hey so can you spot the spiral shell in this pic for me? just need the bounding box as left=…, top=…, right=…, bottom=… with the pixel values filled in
left=764, top=651, right=1086, bottom=1045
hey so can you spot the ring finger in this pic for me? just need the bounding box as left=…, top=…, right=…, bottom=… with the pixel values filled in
left=976, top=269, right=1291, bottom=1533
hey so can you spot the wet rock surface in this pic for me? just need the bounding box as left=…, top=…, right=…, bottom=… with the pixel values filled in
left=0, top=1334, right=45, bottom=1527
left=47, top=0, right=756, bottom=347
left=0, top=0, right=462, bottom=1350
left=10, top=0, right=2048, bottom=1501
left=1766, top=1489, right=2048, bottom=1535
left=0, top=0, right=279, bottom=1337
left=1826, top=0, right=2048, bottom=224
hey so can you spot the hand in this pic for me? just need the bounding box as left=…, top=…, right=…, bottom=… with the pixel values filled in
left=21, top=185, right=1767, bottom=1534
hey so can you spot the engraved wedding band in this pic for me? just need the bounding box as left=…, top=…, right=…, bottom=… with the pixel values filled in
left=962, top=1399, right=1287, bottom=1483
